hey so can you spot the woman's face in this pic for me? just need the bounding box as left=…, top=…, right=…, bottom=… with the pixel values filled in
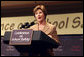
left=35, top=9, right=45, bottom=22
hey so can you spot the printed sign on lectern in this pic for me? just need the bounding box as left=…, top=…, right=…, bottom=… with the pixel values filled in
left=9, top=29, right=33, bottom=45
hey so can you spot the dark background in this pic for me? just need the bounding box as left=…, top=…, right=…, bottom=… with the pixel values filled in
left=1, top=1, right=83, bottom=17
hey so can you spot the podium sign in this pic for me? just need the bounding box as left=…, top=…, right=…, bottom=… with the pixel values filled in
left=9, top=29, right=33, bottom=45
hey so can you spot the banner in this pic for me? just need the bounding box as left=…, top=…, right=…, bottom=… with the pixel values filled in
left=1, top=13, right=83, bottom=36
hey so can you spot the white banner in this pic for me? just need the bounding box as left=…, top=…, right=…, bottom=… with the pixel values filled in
left=1, top=13, right=83, bottom=36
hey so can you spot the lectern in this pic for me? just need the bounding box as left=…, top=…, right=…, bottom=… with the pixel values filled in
left=3, top=30, right=60, bottom=56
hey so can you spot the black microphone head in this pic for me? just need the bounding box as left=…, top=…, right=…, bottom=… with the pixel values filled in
left=25, top=22, right=29, bottom=26
left=30, top=22, right=35, bottom=26
left=20, top=25, right=25, bottom=29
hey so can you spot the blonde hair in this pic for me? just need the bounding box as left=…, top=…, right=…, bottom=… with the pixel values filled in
left=33, top=5, right=47, bottom=19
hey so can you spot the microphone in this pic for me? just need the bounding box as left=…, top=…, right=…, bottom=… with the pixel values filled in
left=25, top=22, right=29, bottom=26
left=20, top=25, right=25, bottom=29
left=25, top=22, right=30, bottom=28
left=20, top=22, right=29, bottom=29
left=20, top=20, right=36, bottom=29
left=30, top=22, right=35, bottom=26
left=30, top=20, right=36, bottom=26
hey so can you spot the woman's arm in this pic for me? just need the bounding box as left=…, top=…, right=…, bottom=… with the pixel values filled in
left=50, top=26, right=61, bottom=44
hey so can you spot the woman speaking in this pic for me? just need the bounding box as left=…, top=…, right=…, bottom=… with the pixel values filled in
left=28, top=5, right=60, bottom=56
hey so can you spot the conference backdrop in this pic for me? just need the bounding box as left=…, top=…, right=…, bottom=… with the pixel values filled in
left=1, top=12, right=83, bottom=36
